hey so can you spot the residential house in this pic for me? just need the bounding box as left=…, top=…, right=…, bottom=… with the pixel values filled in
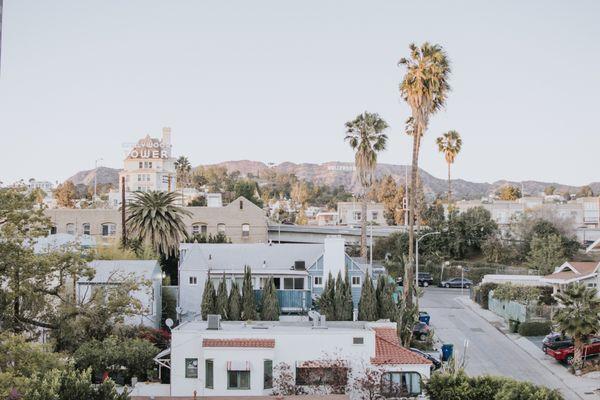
left=77, top=260, right=163, bottom=328
left=177, top=237, right=372, bottom=320
left=540, top=261, right=600, bottom=296
left=337, top=202, right=387, bottom=226
left=163, top=319, right=431, bottom=398
left=44, top=196, right=268, bottom=245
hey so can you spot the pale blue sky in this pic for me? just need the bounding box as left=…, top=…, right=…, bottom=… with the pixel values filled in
left=1, top=1, right=599, bottom=185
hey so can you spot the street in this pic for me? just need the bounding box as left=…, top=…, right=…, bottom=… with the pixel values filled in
left=421, top=288, right=591, bottom=400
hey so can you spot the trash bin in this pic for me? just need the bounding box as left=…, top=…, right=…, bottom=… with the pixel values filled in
left=441, top=344, right=454, bottom=361
left=419, top=314, right=431, bottom=325
left=509, top=319, right=520, bottom=333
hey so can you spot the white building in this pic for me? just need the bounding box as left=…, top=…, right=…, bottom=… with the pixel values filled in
left=165, top=319, right=431, bottom=398
left=540, top=261, right=600, bottom=297
left=337, top=202, right=387, bottom=226
left=77, top=260, right=163, bottom=328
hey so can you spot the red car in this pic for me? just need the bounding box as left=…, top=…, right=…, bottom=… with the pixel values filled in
left=547, top=337, right=600, bottom=365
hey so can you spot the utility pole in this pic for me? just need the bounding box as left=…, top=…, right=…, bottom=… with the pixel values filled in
left=121, top=176, right=127, bottom=246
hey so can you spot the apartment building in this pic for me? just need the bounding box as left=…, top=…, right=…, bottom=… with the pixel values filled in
left=337, top=201, right=387, bottom=226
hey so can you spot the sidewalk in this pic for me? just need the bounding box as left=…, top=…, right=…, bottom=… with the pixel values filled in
left=457, top=296, right=600, bottom=400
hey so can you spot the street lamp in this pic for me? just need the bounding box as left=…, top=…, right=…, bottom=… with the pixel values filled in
left=93, top=158, right=103, bottom=202
left=416, top=231, right=440, bottom=288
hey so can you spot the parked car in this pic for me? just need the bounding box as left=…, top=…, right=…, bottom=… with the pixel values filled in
left=439, top=277, right=472, bottom=289
left=542, top=332, right=573, bottom=354
left=410, top=348, right=442, bottom=370
left=396, top=273, right=434, bottom=287
left=413, top=322, right=430, bottom=341
left=418, top=272, right=434, bottom=287
left=546, top=337, right=600, bottom=365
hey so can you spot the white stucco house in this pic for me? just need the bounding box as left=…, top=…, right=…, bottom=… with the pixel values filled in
left=77, top=260, right=163, bottom=328
left=177, top=236, right=375, bottom=320
left=540, top=261, right=600, bottom=296
left=162, top=319, right=431, bottom=398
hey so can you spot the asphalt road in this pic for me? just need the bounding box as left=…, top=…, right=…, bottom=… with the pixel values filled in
left=420, top=287, right=583, bottom=398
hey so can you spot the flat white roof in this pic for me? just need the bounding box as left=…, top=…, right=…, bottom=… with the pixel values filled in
left=174, top=320, right=396, bottom=334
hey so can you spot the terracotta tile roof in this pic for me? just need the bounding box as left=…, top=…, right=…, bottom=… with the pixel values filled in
left=371, top=328, right=431, bottom=365
left=543, top=262, right=599, bottom=281
left=202, top=338, right=275, bottom=348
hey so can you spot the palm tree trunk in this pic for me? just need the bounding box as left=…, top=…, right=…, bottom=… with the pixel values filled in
left=405, top=133, right=421, bottom=308
left=574, top=337, right=583, bottom=370
left=447, top=162, right=452, bottom=205
left=361, top=194, right=368, bottom=261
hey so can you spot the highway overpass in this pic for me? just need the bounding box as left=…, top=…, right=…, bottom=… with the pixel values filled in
left=268, top=223, right=408, bottom=244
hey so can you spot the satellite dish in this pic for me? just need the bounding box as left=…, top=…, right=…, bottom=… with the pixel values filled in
left=165, top=318, right=174, bottom=329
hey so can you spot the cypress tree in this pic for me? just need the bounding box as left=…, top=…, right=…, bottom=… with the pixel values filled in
left=378, top=278, right=397, bottom=320
left=334, top=271, right=345, bottom=320
left=228, top=280, right=242, bottom=320
left=260, top=276, right=280, bottom=321
left=342, top=270, right=354, bottom=321
left=358, top=276, right=377, bottom=321
left=216, top=273, right=229, bottom=320
left=319, top=272, right=336, bottom=321
left=241, top=266, right=257, bottom=320
left=201, top=276, right=217, bottom=320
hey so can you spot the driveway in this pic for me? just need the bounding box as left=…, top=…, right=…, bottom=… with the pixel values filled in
left=420, top=288, right=596, bottom=400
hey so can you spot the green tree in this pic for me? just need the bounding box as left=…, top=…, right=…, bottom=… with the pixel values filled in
left=126, top=191, right=191, bottom=259
left=318, top=273, right=336, bottom=321
left=526, top=234, right=567, bottom=274
left=227, top=280, right=242, bottom=321
left=215, top=274, right=229, bottom=320
left=344, top=112, right=389, bottom=260
left=399, top=42, right=451, bottom=309
left=497, top=185, right=522, bottom=200
left=201, top=278, right=217, bottom=320
left=24, top=368, right=129, bottom=400
left=234, top=180, right=263, bottom=208
left=577, top=185, right=593, bottom=198
left=342, top=270, right=355, bottom=321
left=174, top=156, right=192, bottom=190
left=358, top=276, right=377, bottom=321
left=376, top=276, right=396, bottom=320
left=544, top=185, right=556, bottom=196
left=436, top=130, right=462, bottom=204
left=554, top=284, right=600, bottom=369
left=333, top=271, right=353, bottom=321
left=260, top=276, right=280, bottom=321
left=241, top=266, right=257, bottom=320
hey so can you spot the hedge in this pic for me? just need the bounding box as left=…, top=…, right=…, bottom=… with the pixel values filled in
left=478, top=283, right=498, bottom=310
left=517, top=321, right=552, bottom=337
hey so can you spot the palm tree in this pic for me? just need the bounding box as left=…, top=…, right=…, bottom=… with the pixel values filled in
left=344, top=112, right=389, bottom=260
left=398, top=43, right=451, bottom=307
left=554, top=284, right=600, bottom=369
left=126, top=191, right=191, bottom=258
left=174, top=156, right=192, bottom=205
left=436, top=130, right=462, bottom=204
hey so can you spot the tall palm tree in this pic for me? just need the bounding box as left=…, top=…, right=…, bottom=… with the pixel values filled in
left=399, top=43, right=451, bottom=307
left=344, top=112, right=389, bottom=260
left=126, top=191, right=191, bottom=258
left=554, top=283, right=600, bottom=369
left=174, top=156, right=192, bottom=205
left=436, top=130, right=462, bottom=205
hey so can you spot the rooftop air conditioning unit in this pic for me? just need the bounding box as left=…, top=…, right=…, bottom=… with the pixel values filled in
left=207, top=314, right=221, bottom=330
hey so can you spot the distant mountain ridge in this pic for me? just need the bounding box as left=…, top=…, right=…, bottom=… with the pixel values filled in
left=67, top=161, right=600, bottom=200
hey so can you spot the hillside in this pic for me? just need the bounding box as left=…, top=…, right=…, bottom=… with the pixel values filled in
left=67, top=161, right=598, bottom=200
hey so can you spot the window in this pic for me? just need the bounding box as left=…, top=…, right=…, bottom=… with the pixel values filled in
left=185, top=358, right=198, bottom=379
left=294, top=278, right=304, bottom=290
left=371, top=211, right=379, bottom=220
left=217, top=223, right=226, bottom=234
left=189, top=276, right=198, bottom=285
left=205, top=360, right=214, bottom=388
left=66, top=223, right=75, bottom=235
left=192, top=224, right=207, bottom=235
left=101, top=223, right=116, bottom=236
left=283, top=277, right=304, bottom=290
left=353, top=337, right=364, bottom=345
left=351, top=276, right=361, bottom=286
left=313, top=276, right=323, bottom=286
left=381, top=372, right=422, bottom=397
left=353, top=211, right=361, bottom=221
left=228, top=371, right=250, bottom=390
left=273, top=277, right=281, bottom=289
left=138, top=174, right=142, bottom=182
left=264, top=360, right=273, bottom=389
left=50, top=226, right=57, bottom=235
left=239, top=200, right=244, bottom=210
left=82, top=223, right=91, bottom=236
left=139, top=162, right=143, bottom=169
left=242, top=224, right=250, bottom=238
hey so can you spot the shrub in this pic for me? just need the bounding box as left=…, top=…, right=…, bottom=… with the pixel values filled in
left=517, top=321, right=552, bottom=337
left=478, top=283, right=498, bottom=310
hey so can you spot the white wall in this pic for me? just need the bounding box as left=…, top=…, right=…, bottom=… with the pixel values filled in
left=323, top=236, right=345, bottom=282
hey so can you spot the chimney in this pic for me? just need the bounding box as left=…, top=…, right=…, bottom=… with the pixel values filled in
left=162, top=127, right=172, bottom=157
left=323, top=236, right=345, bottom=283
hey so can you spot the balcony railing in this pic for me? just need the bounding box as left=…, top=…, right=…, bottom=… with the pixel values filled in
left=254, top=289, right=312, bottom=313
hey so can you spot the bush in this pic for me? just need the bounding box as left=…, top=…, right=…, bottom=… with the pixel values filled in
left=517, top=321, right=552, bottom=337
left=426, top=371, right=564, bottom=400
left=477, top=283, right=498, bottom=310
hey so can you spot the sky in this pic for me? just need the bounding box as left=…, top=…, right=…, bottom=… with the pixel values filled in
left=0, top=1, right=599, bottom=186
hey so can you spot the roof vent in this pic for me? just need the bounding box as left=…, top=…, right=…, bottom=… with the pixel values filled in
left=207, top=314, right=221, bottom=330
